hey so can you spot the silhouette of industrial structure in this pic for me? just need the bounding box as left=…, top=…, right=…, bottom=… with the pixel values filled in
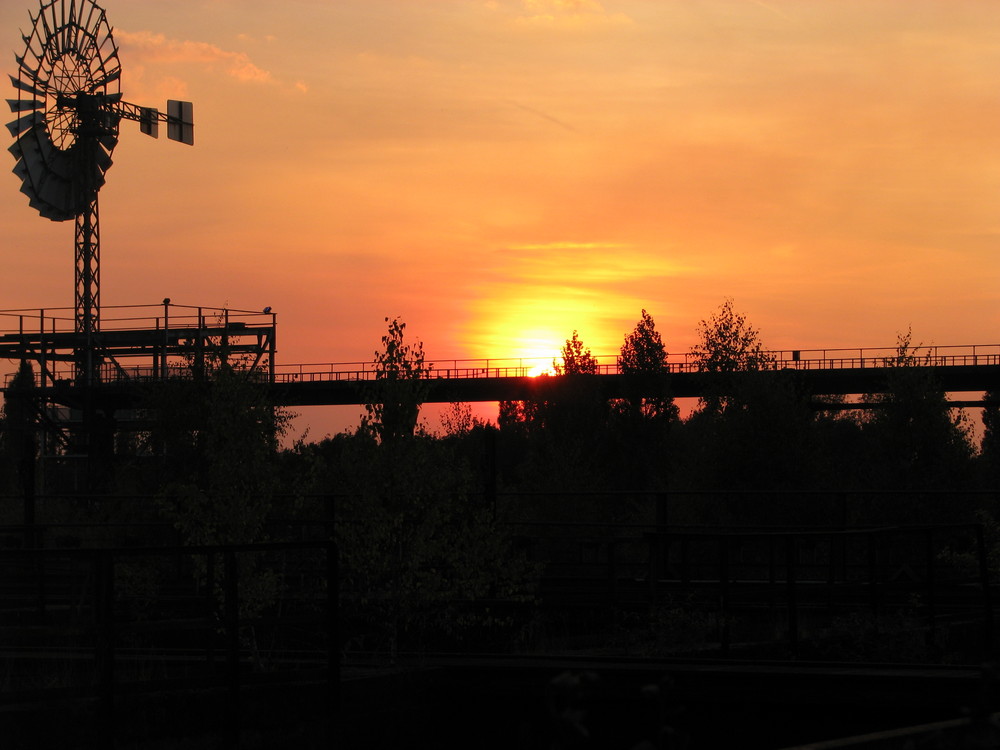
left=5, top=0, right=999, bottom=487
left=2, top=299, right=999, bottom=492
left=3, top=306, right=999, bottom=425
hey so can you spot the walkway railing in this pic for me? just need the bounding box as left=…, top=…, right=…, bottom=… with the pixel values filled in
left=271, top=343, right=1000, bottom=385
left=5, top=335, right=1000, bottom=388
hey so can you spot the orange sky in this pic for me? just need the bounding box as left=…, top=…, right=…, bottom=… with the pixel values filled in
left=3, top=0, right=1000, bottom=434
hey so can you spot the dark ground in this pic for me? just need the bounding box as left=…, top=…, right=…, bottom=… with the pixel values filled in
left=4, top=656, right=994, bottom=749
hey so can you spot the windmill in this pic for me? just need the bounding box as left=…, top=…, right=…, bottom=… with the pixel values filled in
left=6, top=0, right=194, bottom=383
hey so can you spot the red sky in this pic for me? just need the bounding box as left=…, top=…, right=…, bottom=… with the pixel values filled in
left=3, top=0, right=1000, bottom=435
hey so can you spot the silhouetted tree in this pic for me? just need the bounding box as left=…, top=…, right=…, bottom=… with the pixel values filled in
left=692, top=298, right=774, bottom=374
left=621, top=309, right=666, bottom=371
left=691, top=298, right=775, bottom=415
left=363, top=316, right=430, bottom=443
left=981, top=389, right=1000, bottom=488
left=498, top=330, right=612, bottom=492
left=618, top=309, right=678, bottom=422
left=858, top=329, right=975, bottom=501
left=602, top=311, right=680, bottom=493
left=303, top=427, right=537, bottom=655
left=555, top=330, right=599, bottom=375
left=146, top=355, right=292, bottom=627
left=499, top=330, right=600, bottom=436
left=675, top=303, right=820, bottom=520
left=676, top=370, right=815, bottom=511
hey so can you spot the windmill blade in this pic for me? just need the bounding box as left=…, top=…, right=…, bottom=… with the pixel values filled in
left=27, top=163, right=77, bottom=222
left=33, top=173, right=74, bottom=221
left=81, top=1, right=100, bottom=48
left=6, top=112, right=42, bottom=138
left=92, top=66, right=121, bottom=90
left=11, top=128, right=45, bottom=185
left=12, top=158, right=30, bottom=184
left=13, top=121, right=71, bottom=194
left=9, top=74, right=46, bottom=97
left=15, top=55, right=39, bottom=77
left=16, top=64, right=46, bottom=90
left=93, top=144, right=112, bottom=173
left=7, top=98, right=44, bottom=113
left=9, top=128, right=36, bottom=161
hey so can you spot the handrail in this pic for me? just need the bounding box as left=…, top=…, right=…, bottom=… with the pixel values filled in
left=269, top=345, right=1000, bottom=385
left=4, top=330, right=1000, bottom=388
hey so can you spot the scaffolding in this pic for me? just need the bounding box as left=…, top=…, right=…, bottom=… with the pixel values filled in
left=0, top=302, right=277, bottom=491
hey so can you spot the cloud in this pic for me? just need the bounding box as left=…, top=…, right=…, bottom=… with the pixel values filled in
left=515, top=0, right=631, bottom=28
left=508, top=241, right=625, bottom=251
left=117, top=30, right=273, bottom=84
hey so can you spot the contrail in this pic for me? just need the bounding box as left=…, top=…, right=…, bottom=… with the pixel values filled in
left=508, top=100, right=579, bottom=133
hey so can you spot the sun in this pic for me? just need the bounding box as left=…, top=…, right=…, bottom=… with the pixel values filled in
left=512, top=335, right=562, bottom=377
left=527, top=362, right=557, bottom=377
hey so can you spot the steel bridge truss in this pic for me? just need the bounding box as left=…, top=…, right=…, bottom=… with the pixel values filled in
left=0, top=303, right=276, bottom=473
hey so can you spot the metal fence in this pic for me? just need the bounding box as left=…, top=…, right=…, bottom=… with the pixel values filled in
left=0, top=540, right=337, bottom=749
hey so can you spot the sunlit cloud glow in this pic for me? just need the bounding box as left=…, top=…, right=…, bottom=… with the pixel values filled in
left=117, top=30, right=273, bottom=84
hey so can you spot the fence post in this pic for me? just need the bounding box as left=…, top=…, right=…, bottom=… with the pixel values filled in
left=768, top=536, right=777, bottom=609
left=327, top=539, right=340, bottom=743
left=868, top=531, right=880, bottom=615
left=681, top=537, right=690, bottom=585
left=94, top=549, right=115, bottom=747
left=719, top=536, right=730, bottom=657
left=648, top=534, right=660, bottom=604
left=607, top=540, right=618, bottom=604
left=205, top=551, right=216, bottom=667
left=325, top=493, right=336, bottom=540
left=484, top=429, right=498, bottom=522
left=655, top=492, right=669, bottom=531
left=223, top=549, right=240, bottom=750
left=826, top=533, right=836, bottom=611
left=786, top=535, right=798, bottom=658
left=976, top=525, right=994, bottom=658
left=925, top=527, right=938, bottom=656
left=839, top=494, right=849, bottom=581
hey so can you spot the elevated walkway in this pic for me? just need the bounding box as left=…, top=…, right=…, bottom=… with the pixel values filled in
left=2, top=306, right=998, bottom=408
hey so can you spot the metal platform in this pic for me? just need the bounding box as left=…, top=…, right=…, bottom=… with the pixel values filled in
left=0, top=303, right=275, bottom=389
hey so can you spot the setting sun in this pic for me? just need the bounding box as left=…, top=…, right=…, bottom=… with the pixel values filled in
left=526, top=362, right=557, bottom=378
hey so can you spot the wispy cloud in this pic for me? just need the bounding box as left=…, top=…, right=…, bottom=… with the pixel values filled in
left=508, top=241, right=627, bottom=251
left=117, top=30, right=273, bottom=84
left=500, top=242, right=680, bottom=286
left=513, top=0, right=631, bottom=28
left=751, top=0, right=796, bottom=23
